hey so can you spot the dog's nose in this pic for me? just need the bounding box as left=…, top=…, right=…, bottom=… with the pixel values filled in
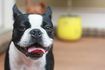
left=30, top=29, right=42, bottom=38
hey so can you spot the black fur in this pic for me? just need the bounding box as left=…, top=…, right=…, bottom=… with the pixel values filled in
left=4, top=43, right=10, bottom=70
left=46, top=46, right=54, bottom=70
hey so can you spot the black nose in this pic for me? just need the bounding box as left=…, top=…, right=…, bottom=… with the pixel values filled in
left=30, top=29, right=42, bottom=38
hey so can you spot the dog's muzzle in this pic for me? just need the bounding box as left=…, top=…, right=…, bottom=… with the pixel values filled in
left=14, top=29, right=52, bottom=59
left=15, top=42, right=50, bottom=59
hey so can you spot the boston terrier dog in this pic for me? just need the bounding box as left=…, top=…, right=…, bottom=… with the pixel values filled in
left=5, top=4, right=54, bottom=70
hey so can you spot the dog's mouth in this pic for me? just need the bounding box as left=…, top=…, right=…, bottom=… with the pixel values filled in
left=16, top=43, right=49, bottom=59
left=26, top=44, right=47, bottom=58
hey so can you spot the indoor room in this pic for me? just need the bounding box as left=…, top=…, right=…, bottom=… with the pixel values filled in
left=0, top=0, right=105, bottom=70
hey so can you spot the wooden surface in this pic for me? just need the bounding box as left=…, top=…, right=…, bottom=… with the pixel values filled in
left=1, top=37, right=105, bottom=70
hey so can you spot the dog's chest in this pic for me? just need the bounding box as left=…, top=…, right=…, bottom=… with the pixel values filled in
left=17, top=61, right=45, bottom=70
left=9, top=42, right=46, bottom=70
left=16, top=63, right=45, bottom=70
left=15, top=59, right=46, bottom=70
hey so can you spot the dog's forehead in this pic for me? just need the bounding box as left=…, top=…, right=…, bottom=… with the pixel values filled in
left=28, top=14, right=43, bottom=28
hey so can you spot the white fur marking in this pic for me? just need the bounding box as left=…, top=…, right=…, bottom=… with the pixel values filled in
left=29, top=14, right=43, bottom=28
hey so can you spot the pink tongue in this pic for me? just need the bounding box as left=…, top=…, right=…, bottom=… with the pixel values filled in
left=28, top=47, right=45, bottom=54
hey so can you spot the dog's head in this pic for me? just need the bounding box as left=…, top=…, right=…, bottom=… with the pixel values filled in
left=12, top=5, right=54, bottom=59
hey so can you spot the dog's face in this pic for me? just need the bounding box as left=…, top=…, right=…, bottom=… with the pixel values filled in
left=12, top=5, right=54, bottom=59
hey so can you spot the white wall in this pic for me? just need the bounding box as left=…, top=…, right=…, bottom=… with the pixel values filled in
left=3, top=0, right=15, bottom=29
left=52, top=8, right=105, bottom=29
left=71, top=10, right=105, bottom=29
left=0, top=0, right=3, bottom=28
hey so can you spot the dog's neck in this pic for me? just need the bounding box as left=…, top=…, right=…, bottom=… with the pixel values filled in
left=9, top=42, right=46, bottom=70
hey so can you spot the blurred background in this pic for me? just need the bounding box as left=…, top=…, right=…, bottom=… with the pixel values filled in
left=0, top=0, right=105, bottom=70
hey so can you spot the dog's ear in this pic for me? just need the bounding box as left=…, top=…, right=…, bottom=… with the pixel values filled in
left=43, top=7, right=52, bottom=24
left=44, top=7, right=52, bottom=19
left=13, top=4, right=22, bottom=19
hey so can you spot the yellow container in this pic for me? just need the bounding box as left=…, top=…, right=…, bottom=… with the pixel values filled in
left=57, top=15, right=82, bottom=41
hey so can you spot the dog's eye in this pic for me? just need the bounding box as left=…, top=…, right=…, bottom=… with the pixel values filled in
left=18, top=26, right=26, bottom=31
left=44, top=25, right=52, bottom=30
